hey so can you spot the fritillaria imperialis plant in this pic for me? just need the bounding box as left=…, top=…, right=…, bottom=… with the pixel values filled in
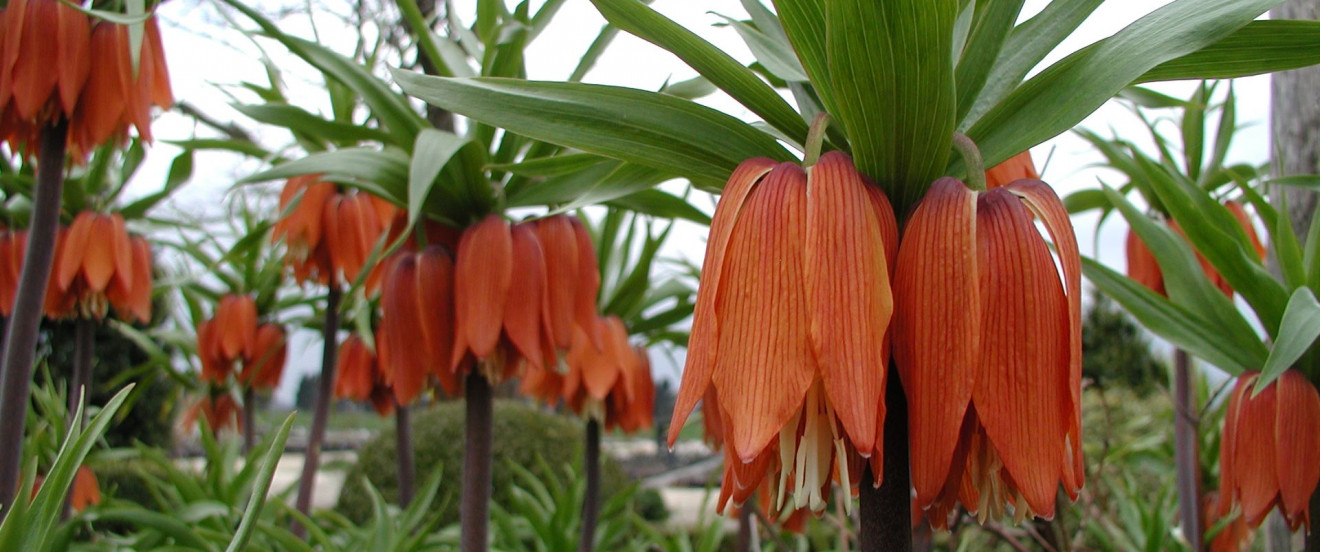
left=389, top=0, right=1320, bottom=548
left=0, top=1, right=173, bottom=513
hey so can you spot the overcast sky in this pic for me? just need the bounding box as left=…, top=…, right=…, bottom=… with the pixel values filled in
left=137, top=0, right=1274, bottom=403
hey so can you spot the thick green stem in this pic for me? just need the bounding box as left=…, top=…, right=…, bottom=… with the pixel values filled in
left=462, top=372, right=493, bottom=552
left=293, top=285, right=342, bottom=536
left=578, top=418, right=600, bottom=552
left=860, top=365, right=912, bottom=552
left=396, top=402, right=415, bottom=507
left=0, top=121, right=69, bottom=517
left=951, top=133, right=986, bottom=191
left=1173, top=349, right=1204, bottom=551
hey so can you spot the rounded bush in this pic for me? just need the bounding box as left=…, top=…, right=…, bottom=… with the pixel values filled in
left=336, top=400, right=633, bottom=525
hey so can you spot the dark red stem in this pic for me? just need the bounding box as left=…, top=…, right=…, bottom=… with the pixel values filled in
left=462, top=371, right=493, bottom=552
left=1173, top=349, right=1203, bottom=551
left=396, top=401, right=415, bottom=507
left=578, top=418, right=600, bottom=552
left=860, top=365, right=912, bottom=552
left=292, top=285, right=341, bottom=536
left=0, top=120, right=69, bottom=517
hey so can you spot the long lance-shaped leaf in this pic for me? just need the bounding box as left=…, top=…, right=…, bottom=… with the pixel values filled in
left=509, top=160, right=673, bottom=211
left=773, top=0, right=833, bottom=115
left=828, top=0, right=956, bottom=212
left=963, top=0, right=1104, bottom=130
left=1257, top=288, right=1320, bottom=393
left=409, top=129, right=493, bottom=227
left=391, top=72, right=795, bottom=189
left=225, top=414, right=296, bottom=552
left=963, top=0, right=1282, bottom=172
left=219, top=0, right=424, bottom=147
left=954, top=0, right=1026, bottom=123
left=590, top=0, right=809, bottom=145
left=1143, top=162, right=1289, bottom=337
left=1105, top=186, right=1267, bottom=364
left=1083, top=258, right=1259, bottom=375
left=241, top=148, right=410, bottom=206
left=1137, top=21, right=1320, bottom=83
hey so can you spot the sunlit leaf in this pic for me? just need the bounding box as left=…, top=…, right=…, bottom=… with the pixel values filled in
left=1258, top=288, right=1320, bottom=393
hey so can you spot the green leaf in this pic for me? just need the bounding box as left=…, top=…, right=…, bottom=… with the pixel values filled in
left=241, top=148, right=409, bottom=206
left=225, top=413, right=296, bottom=552
left=964, top=0, right=1276, bottom=171
left=719, top=16, right=807, bottom=82
left=391, top=72, right=795, bottom=189
left=773, top=0, right=834, bottom=115
left=120, top=150, right=193, bottom=219
left=827, top=0, right=957, bottom=212
left=589, top=0, right=809, bottom=145
left=1180, top=83, right=1207, bottom=182
left=219, top=0, right=424, bottom=144
left=1118, top=86, right=1191, bottom=109
left=1063, top=188, right=1109, bottom=214
left=1257, top=288, right=1320, bottom=393
left=1083, top=258, right=1259, bottom=375
left=510, top=160, right=672, bottom=210
left=1268, top=175, right=1320, bottom=191
left=233, top=103, right=394, bottom=146
left=963, top=0, right=1104, bottom=129
left=409, top=129, right=493, bottom=227
left=1105, top=186, right=1267, bottom=364
left=1138, top=21, right=1320, bottom=83
left=607, top=189, right=711, bottom=225
left=487, top=153, right=611, bottom=178
left=1273, top=196, right=1307, bottom=291
left=166, top=138, right=271, bottom=159
left=954, top=0, right=1026, bottom=123
left=1143, top=164, right=1288, bottom=336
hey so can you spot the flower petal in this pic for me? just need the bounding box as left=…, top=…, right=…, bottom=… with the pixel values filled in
left=710, top=162, right=815, bottom=461
left=1235, top=376, right=1281, bottom=526
left=973, top=187, right=1069, bottom=518
left=1007, top=178, right=1084, bottom=495
left=804, top=151, right=891, bottom=455
left=893, top=177, right=979, bottom=508
left=536, top=215, right=578, bottom=351
left=503, top=224, right=550, bottom=371
left=669, top=158, right=776, bottom=446
left=1274, top=370, right=1320, bottom=525
left=1125, top=228, right=1165, bottom=296
left=452, top=215, right=512, bottom=368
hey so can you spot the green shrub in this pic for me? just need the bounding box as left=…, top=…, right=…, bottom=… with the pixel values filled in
left=336, top=400, right=634, bottom=525
left=92, top=457, right=168, bottom=508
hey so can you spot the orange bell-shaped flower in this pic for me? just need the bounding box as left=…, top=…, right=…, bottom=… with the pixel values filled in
left=1219, top=370, right=1320, bottom=530
left=51, top=211, right=147, bottom=321
left=893, top=176, right=1082, bottom=525
left=451, top=216, right=555, bottom=381
left=605, top=344, right=655, bottom=433
left=333, top=333, right=395, bottom=416
left=534, top=214, right=602, bottom=355
left=669, top=151, right=898, bottom=514
left=61, top=15, right=172, bottom=159
left=30, top=465, right=101, bottom=512
left=240, top=323, right=287, bottom=391
left=274, top=175, right=337, bottom=284
left=984, top=151, right=1039, bottom=189
left=323, top=191, right=392, bottom=292
left=380, top=243, right=458, bottom=402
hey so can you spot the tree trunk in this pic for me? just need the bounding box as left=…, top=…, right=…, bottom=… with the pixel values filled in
left=1272, top=1, right=1320, bottom=549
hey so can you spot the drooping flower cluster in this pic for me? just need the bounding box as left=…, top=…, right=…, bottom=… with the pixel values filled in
left=195, top=294, right=287, bottom=391
left=0, top=0, right=173, bottom=158
left=182, top=390, right=242, bottom=434
left=522, top=315, right=655, bottom=433
left=895, top=172, right=1082, bottom=526
left=670, top=152, right=898, bottom=515
left=272, top=175, right=397, bottom=289
left=46, top=211, right=152, bottom=322
left=1126, top=200, right=1265, bottom=297
left=333, top=332, right=396, bottom=416
left=1218, top=370, right=1320, bottom=530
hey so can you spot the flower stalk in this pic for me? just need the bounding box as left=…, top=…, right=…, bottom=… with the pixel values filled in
left=578, top=418, right=601, bottom=552
left=951, top=133, right=986, bottom=192
left=1173, top=349, right=1203, bottom=551
left=462, top=371, right=493, bottom=552
left=860, top=365, right=912, bottom=552
left=0, top=120, right=69, bottom=516
left=396, top=402, right=415, bottom=507
left=293, top=284, right=343, bottom=535
left=243, top=386, right=256, bottom=454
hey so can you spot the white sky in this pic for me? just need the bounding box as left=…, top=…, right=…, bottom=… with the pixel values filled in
left=134, top=0, right=1274, bottom=404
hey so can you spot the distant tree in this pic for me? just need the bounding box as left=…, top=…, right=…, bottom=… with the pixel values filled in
left=1083, top=290, right=1165, bottom=395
